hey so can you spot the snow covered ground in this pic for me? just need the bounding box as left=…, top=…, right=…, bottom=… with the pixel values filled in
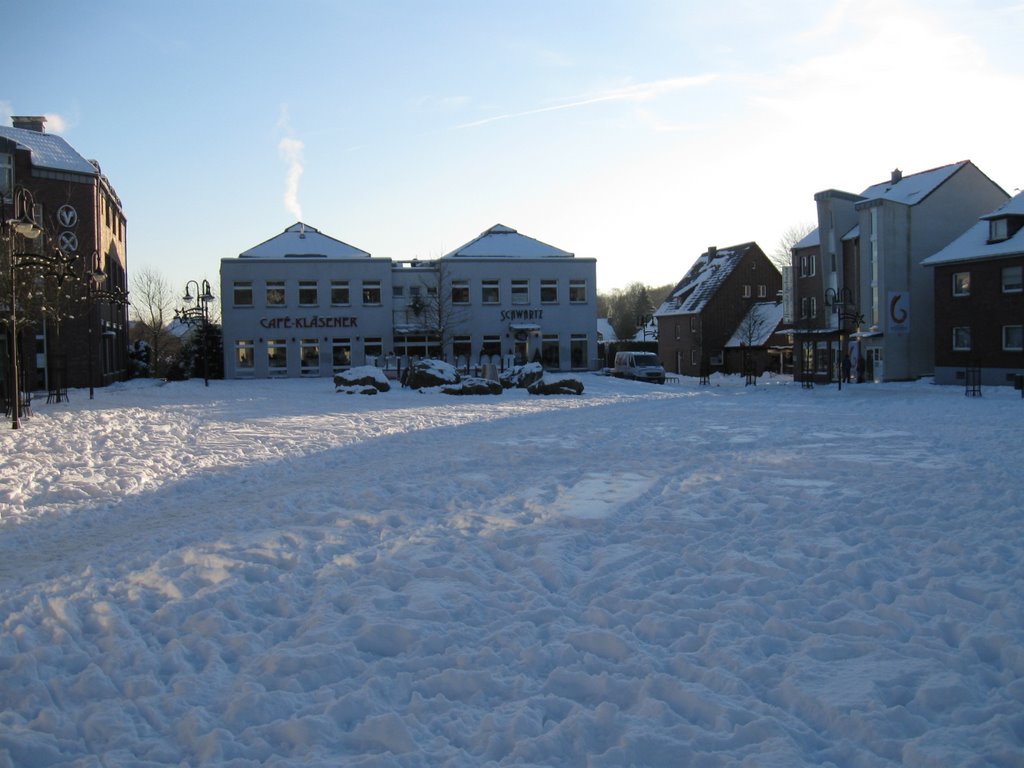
left=0, top=373, right=1021, bottom=767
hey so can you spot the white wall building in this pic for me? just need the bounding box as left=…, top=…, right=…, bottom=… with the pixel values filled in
left=220, top=223, right=598, bottom=379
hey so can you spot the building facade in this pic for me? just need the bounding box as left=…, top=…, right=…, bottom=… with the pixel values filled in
left=921, top=191, right=1024, bottom=386
left=0, top=116, right=129, bottom=397
left=790, top=162, right=1008, bottom=384
left=220, top=223, right=598, bottom=379
left=654, top=242, right=782, bottom=377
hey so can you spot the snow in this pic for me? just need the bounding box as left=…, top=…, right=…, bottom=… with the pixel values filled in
left=444, top=224, right=574, bottom=259
left=1, top=374, right=1022, bottom=766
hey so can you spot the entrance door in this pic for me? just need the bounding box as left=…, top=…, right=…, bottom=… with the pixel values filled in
left=515, top=339, right=528, bottom=365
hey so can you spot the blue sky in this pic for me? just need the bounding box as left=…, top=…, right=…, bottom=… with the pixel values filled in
left=4, top=0, right=1023, bottom=298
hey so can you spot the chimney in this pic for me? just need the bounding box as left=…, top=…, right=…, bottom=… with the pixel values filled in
left=12, top=115, right=46, bottom=133
left=707, top=245, right=717, bottom=258
left=890, top=168, right=902, bottom=184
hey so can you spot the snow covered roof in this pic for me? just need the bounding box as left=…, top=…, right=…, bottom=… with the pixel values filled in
left=793, top=228, right=819, bottom=250
left=858, top=162, right=969, bottom=207
left=921, top=191, right=1024, bottom=266
left=597, top=318, right=616, bottom=342
left=443, top=224, right=573, bottom=259
left=842, top=224, right=860, bottom=241
left=0, top=124, right=97, bottom=176
left=239, top=223, right=371, bottom=259
left=724, top=302, right=785, bottom=348
left=654, top=243, right=754, bottom=317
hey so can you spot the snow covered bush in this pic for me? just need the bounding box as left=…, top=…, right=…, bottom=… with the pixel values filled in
left=527, top=374, right=584, bottom=395
left=402, top=359, right=459, bottom=389
left=334, top=366, right=391, bottom=393
left=501, top=362, right=544, bottom=389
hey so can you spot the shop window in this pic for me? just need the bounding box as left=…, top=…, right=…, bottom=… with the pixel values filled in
left=233, top=281, right=253, bottom=307
left=300, top=339, right=320, bottom=375
left=362, top=281, right=382, bottom=305
left=953, top=272, right=970, bottom=297
left=570, top=334, right=587, bottom=369
left=569, top=279, right=586, bottom=303
left=541, top=334, right=559, bottom=368
left=481, top=279, right=500, bottom=304
left=298, top=281, right=318, bottom=306
left=1003, top=325, right=1023, bottom=352
left=541, top=280, right=558, bottom=303
left=235, top=340, right=255, bottom=374
left=332, top=338, right=351, bottom=371
left=331, top=281, right=350, bottom=306
left=953, top=326, right=971, bottom=351
left=266, top=281, right=286, bottom=307
left=267, top=339, right=288, bottom=374
left=481, top=335, right=501, bottom=363
left=1002, top=266, right=1022, bottom=294
left=364, top=337, right=383, bottom=364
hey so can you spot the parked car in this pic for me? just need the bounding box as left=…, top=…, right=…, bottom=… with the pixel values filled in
left=613, top=351, right=666, bottom=384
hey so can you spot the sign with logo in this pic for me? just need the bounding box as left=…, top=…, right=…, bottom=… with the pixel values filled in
left=500, top=308, right=544, bottom=322
left=58, top=231, right=79, bottom=254
left=57, top=204, right=78, bottom=228
left=887, top=291, right=910, bottom=334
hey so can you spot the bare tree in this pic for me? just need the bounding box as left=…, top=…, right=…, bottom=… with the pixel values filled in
left=129, top=266, right=177, bottom=377
left=734, top=305, right=771, bottom=348
left=416, top=259, right=470, bottom=358
left=770, top=222, right=816, bottom=271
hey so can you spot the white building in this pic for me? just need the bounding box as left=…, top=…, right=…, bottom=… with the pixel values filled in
left=220, top=223, right=598, bottom=379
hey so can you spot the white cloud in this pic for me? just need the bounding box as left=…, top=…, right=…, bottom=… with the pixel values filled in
left=456, top=74, right=718, bottom=129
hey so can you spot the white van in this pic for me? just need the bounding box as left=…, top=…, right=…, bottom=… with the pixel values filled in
left=613, top=351, right=666, bottom=384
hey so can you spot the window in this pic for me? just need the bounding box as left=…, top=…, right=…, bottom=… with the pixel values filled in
left=800, top=254, right=816, bottom=277
left=481, top=279, right=500, bottom=304
left=266, top=281, right=286, bottom=307
left=233, top=281, right=253, bottom=307
left=332, top=338, right=351, bottom=371
left=512, top=280, right=529, bottom=305
left=1003, top=325, right=1023, bottom=351
left=691, top=349, right=699, bottom=366
left=953, top=272, right=970, bottom=297
left=1002, top=266, right=1022, bottom=293
left=300, top=339, right=320, bottom=375
left=0, top=153, right=12, bottom=196
left=953, top=326, right=971, bottom=351
left=742, top=284, right=752, bottom=298
left=298, top=281, right=318, bottom=306
left=689, top=316, right=698, bottom=333
left=267, top=339, right=288, bottom=374
left=393, top=285, right=405, bottom=298
left=235, top=340, right=255, bottom=373
left=331, top=281, right=350, bottom=306
left=570, top=334, right=588, bottom=369
left=758, top=284, right=767, bottom=298
left=569, top=279, right=587, bottom=303
left=541, top=334, right=559, bottom=368
left=541, top=280, right=558, bottom=303
left=990, top=218, right=1009, bottom=242
left=452, top=280, right=469, bottom=304
left=362, top=281, right=381, bottom=305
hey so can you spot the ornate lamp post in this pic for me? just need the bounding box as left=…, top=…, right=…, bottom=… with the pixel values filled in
left=175, top=279, right=214, bottom=386
left=86, top=252, right=129, bottom=399
left=3, top=188, right=45, bottom=429
left=824, top=286, right=864, bottom=392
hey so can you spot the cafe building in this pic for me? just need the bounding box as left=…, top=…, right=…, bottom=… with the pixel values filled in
left=220, top=222, right=598, bottom=379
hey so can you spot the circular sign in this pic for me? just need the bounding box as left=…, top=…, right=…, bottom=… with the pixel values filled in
left=57, top=204, right=78, bottom=228
left=58, top=231, right=79, bottom=254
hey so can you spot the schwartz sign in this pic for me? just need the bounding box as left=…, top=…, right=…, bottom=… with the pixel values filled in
left=259, top=315, right=358, bottom=330
left=500, top=308, right=544, bottom=322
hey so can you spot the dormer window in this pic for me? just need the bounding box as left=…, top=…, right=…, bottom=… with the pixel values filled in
left=989, top=218, right=1009, bottom=243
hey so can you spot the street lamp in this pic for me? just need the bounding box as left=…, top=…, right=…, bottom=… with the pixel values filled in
left=86, top=252, right=129, bottom=399
left=824, top=286, right=864, bottom=392
left=3, top=187, right=44, bottom=429
left=175, top=279, right=214, bottom=386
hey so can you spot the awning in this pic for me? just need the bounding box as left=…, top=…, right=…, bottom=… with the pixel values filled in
left=509, top=323, right=541, bottom=332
